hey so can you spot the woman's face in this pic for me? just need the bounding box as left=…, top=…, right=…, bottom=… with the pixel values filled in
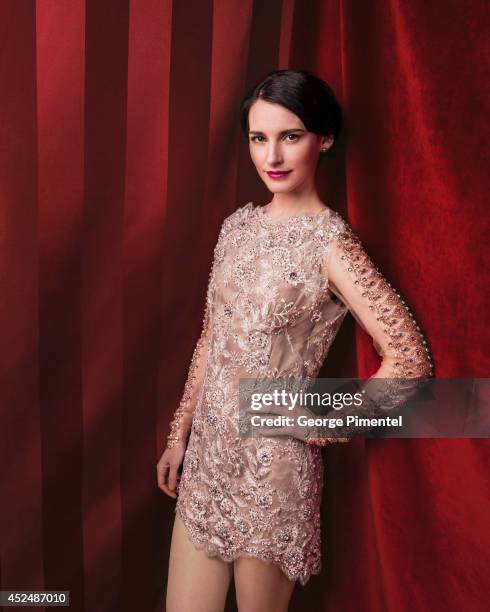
left=247, top=99, right=333, bottom=194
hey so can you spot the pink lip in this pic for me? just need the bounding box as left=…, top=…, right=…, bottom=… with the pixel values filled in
left=266, top=170, right=292, bottom=179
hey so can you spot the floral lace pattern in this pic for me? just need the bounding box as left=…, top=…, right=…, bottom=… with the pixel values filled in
left=168, top=201, right=433, bottom=585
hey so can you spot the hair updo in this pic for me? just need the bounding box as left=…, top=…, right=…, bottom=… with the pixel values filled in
left=239, top=69, right=342, bottom=149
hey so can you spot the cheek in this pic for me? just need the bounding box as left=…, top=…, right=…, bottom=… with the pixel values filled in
left=249, top=146, right=262, bottom=167
left=288, top=142, right=318, bottom=166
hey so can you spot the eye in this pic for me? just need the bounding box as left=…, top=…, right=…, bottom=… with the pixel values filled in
left=249, top=133, right=301, bottom=143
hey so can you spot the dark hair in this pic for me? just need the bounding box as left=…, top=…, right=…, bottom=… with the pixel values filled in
left=239, top=69, right=342, bottom=147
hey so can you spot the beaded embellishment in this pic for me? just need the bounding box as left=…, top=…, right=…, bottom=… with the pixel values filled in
left=166, top=322, right=210, bottom=449
left=306, top=222, right=433, bottom=446
left=167, top=201, right=434, bottom=586
left=166, top=224, right=225, bottom=449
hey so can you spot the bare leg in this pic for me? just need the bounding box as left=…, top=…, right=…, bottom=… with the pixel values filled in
left=233, top=557, right=296, bottom=612
left=166, top=512, right=233, bottom=612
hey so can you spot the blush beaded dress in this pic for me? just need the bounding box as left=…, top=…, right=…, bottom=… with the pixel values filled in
left=166, top=201, right=433, bottom=585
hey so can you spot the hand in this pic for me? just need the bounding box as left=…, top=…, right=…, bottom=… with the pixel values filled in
left=156, top=444, right=185, bottom=499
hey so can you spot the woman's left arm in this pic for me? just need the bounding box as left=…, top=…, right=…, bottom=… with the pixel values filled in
left=305, top=217, right=434, bottom=445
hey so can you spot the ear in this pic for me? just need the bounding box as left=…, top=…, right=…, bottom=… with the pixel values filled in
left=320, top=134, right=335, bottom=151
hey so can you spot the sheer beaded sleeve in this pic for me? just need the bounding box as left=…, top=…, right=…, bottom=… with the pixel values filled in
left=165, top=220, right=226, bottom=449
left=165, top=305, right=211, bottom=449
left=306, top=215, right=434, bottom=445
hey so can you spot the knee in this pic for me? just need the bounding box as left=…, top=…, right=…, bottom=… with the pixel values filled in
left=235, top=592, right=290, bottom=612
left=233, top=559, right=295, bottom=612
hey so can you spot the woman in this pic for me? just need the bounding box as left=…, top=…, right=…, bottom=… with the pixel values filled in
left=157, top=69, right=433, bottom=612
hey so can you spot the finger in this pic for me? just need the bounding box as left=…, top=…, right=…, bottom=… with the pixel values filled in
left=161, top=483, right=177, bottom=499
left=160, top=467, right=177, bottom=499
left=167, top=466, right=179, bottom=494
left=156, top=463, right=169, bottom=487
left=157, top=463, right=166, bottom=487
left=253, top=423, right=308, bottom=441
left=246, top=403, right=290, bottom=415
left=157, top=464, right=177, bottom=497
left=253, top=426, right=286, bottom=437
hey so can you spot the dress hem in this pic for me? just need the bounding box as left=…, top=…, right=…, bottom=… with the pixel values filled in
left=174, top=502, right=320, bottom=587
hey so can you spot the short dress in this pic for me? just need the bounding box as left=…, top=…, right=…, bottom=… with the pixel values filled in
left=166, top=201, right=432, bottom=585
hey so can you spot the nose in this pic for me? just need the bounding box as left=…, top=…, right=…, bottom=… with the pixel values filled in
left=265, top=141, right=283, bottom=166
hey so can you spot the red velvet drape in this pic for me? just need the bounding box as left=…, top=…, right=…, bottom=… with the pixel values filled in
left=0, top=1, right=488, bottom=611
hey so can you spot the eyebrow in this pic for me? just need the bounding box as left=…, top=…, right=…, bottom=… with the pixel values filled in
left=248, top=128, right=305, bottom=136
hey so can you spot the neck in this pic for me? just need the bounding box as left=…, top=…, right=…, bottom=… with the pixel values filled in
left=266, top=195, right=328, bottom=215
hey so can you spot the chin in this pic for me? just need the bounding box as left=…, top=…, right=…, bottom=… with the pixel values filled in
left=267, top=185, right=290, bottom=193
left=271, top=179, right=299, bottom=191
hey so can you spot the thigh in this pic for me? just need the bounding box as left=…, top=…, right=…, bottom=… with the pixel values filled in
left=233, top=556, right=296, bottom=612
left=166, top=511, right=233, bottom=612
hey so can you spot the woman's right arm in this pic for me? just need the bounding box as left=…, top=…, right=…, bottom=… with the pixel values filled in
left=158, top=210, right=233, bottom=498
left=157, top=306, right=211, bottom=498
left=165, top=300, right=211, bottom=449
left=165, top=211, right=229, bottom=449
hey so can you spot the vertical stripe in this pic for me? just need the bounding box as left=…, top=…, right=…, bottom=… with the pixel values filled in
left=278, top=0, right=295, bottom=68
left=237, top=0, right=284, bottom=200
left=121, top=0, right=172, bottom=608
left=83, top=1, right=129, bottom=609
left=207, top=0, right=253, bottom=228
left=0, top=0, right=44, bottom=595
left=159, top=0, right=214, bottom=465
left=36, top=0, right=86, bottom=607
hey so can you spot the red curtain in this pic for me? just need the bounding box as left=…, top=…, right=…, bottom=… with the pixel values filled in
left=0, top=1, right=488, bottom=611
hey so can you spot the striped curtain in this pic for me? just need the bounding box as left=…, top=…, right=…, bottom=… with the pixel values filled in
left=0, top=1, right=488, bottom=610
